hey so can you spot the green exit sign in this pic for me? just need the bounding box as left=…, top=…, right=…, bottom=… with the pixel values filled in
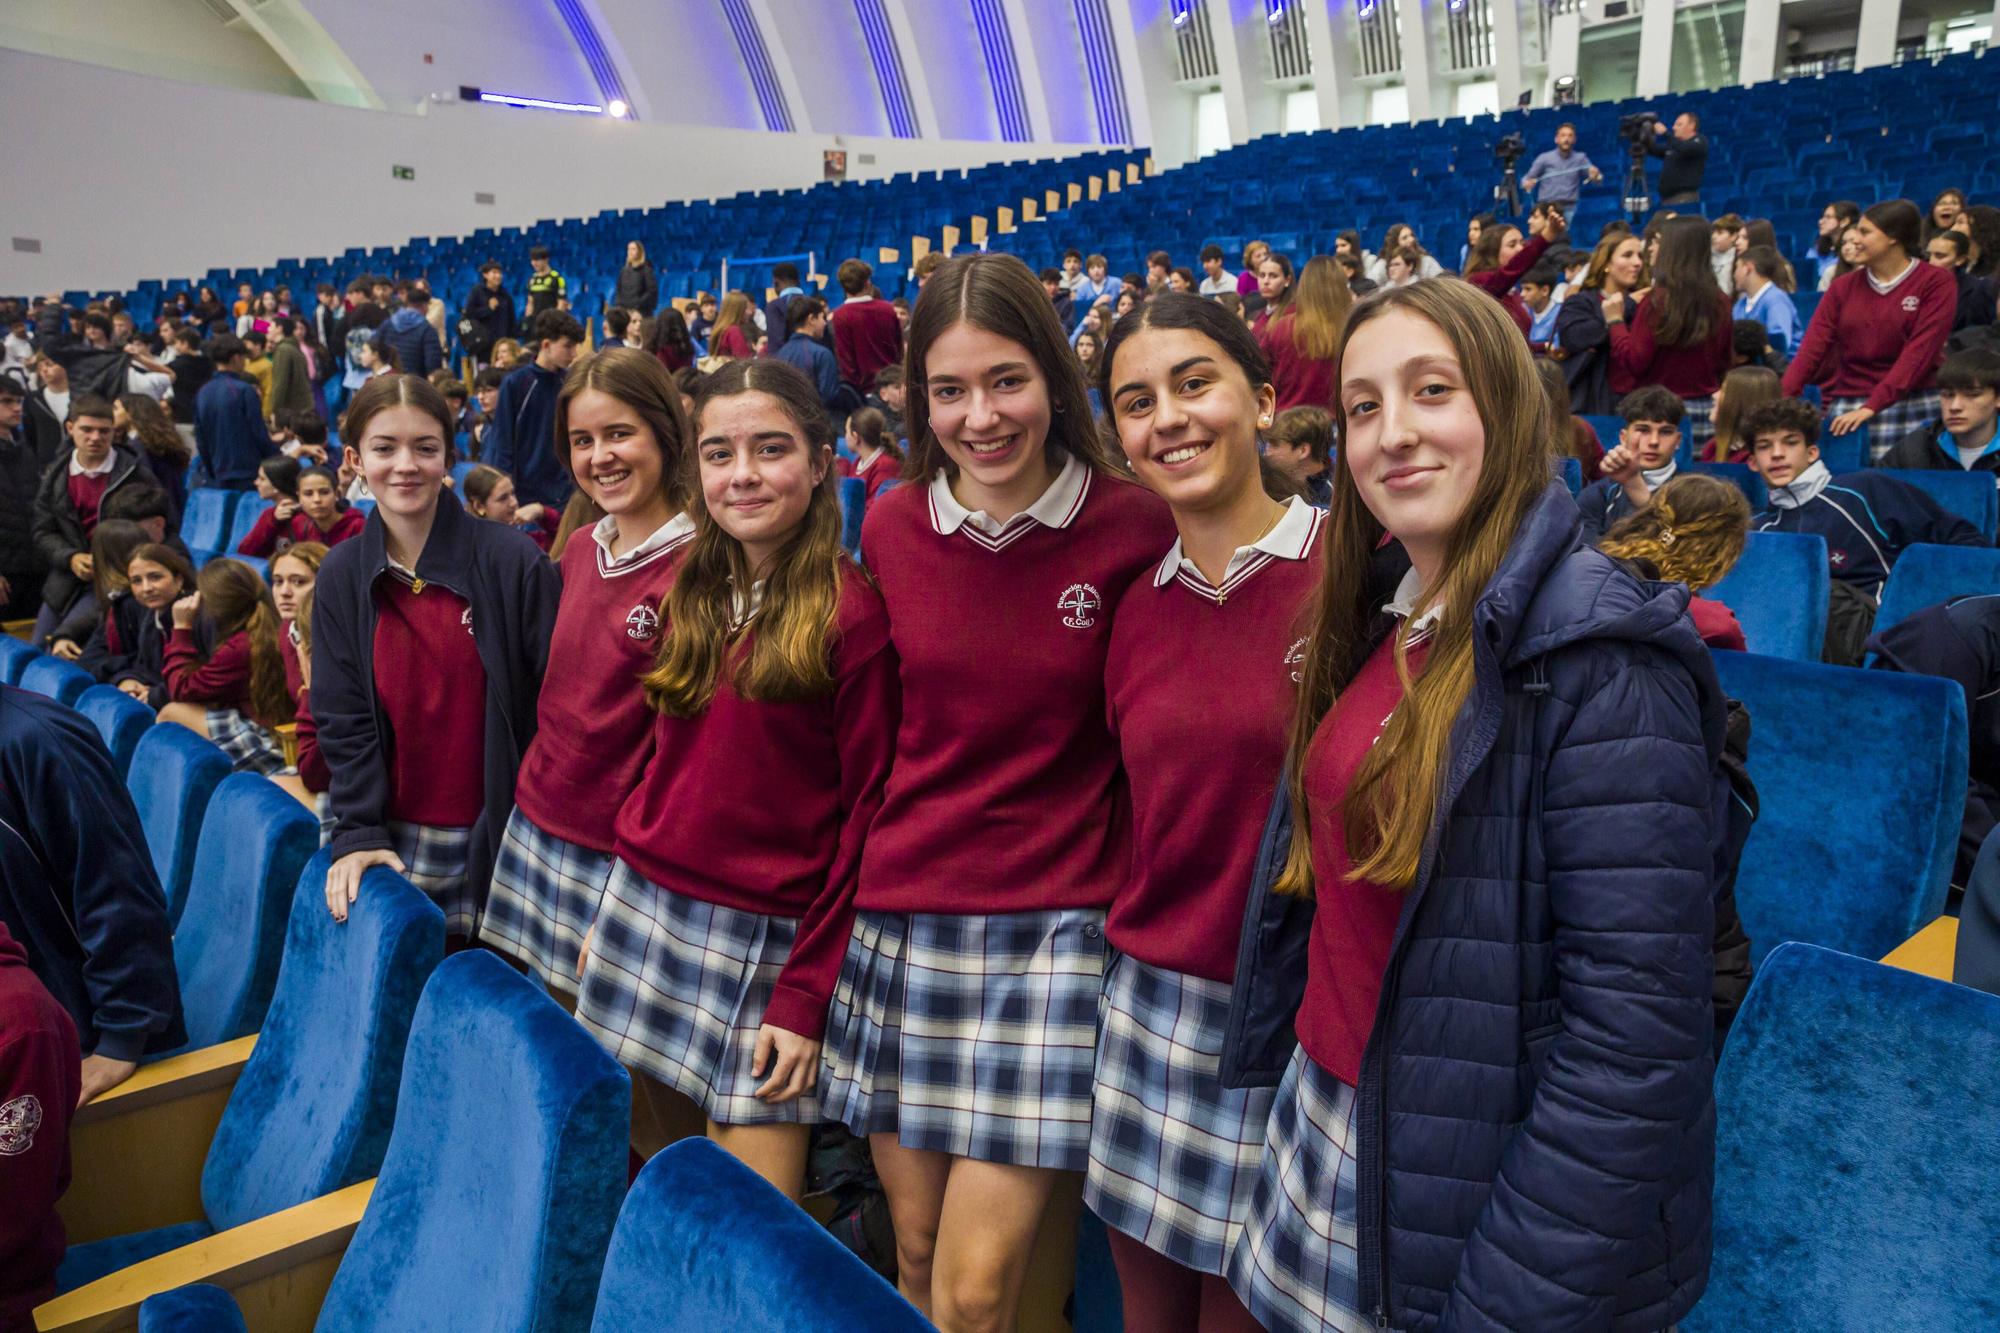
left=392, top=165, right=415, bottom=181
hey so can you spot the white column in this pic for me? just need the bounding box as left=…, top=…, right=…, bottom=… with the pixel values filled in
left=1109, top=0, right=1182, bottom=166
left=1635, top=0, right=1677, bottom=98
left=996, top=0, right=1052, bottom=141
left=1491, top=0, right=1526, bottom=109
left=1398, top=0, right=1441, bottom=122
left=877, top=0, right=940, bottom=139
left=1208, top=1, right=1288, bottom=146
left=742, top=0, right=814, bottom=132
left=1302, top=0, right=1362, bottom=130
left=1738, top=0, right=1783, bottom=86
left=1545, top=8, right=1582, bottom=100
left=1854, top=0, right=1903, bottom=70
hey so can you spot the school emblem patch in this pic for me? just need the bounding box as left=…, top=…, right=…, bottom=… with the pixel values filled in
left=1901, top=295, right=1920, bottom=313
left=625, top=603, right=661, bottom=642
left=460, top=606, right=476, bottom=637
left=0, top=1094, right=41, bottom=1156
left=1285, top=636, right=1309, bottom=684
left=1058, top=582, right=1101, bottom=629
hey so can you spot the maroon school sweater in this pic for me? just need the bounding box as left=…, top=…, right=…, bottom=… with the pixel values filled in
left=612, top=568, right=899, bottom=1039
left=1607, top=289, right=1733, bottom=400
left=237, top=505, right=367, bottom=558
left=1783, top=261, right=1957, bottom=410
left=372, top=570, right=484, bottom=827
left=1299, top=630, right=1432, bottom=1086
left=1105, top=500, right=1324, bottom=981
left=67, top=472, right=112, bottom=539
left=856, top=456, right=1175, bottom=914
left=164, top=628, right=255, bottom=716
left=514, top=516, right=694, bottom=851
left=0, top=920, right=79, bottom=1333
left=831, top=297, right=903, bottom=390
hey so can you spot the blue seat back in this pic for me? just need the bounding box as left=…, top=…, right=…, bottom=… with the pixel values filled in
left=1874, top=544, right=2000, bottom=636
left=1581, top=414, right=1623, bottom=448
left=590, top=1139, right=929, bottom=1333
left=76, top=684, right=155, bottom=777
left=19, top=655, right=93, bottom=706
left=170, top=774, right=319, bottom=1052
left=1875, top=467, right=1999, bottom=541
left=1714, top=652, right=1966, bottom=961
left=181, top=488, right=239, bottom=558
left=203, top=852, right=444, bottom=1230
left=137, top=1283, right=247, bottom=1333
left=1555, top=456, right=1581, bottom=496
left=1688, top=461, right=1767, bottom=513
left=0, top=636, right=39, bottom=685
left=1821, top=428, right=1866, bottom=474
left=1707, top=530, right=1829, bottom=660
left=839, top=475, right=865, bottom=553
left=225, top=497, right=273, bottom=556
left=125, top=726, right=233, bottom=927
left=319, top=952, right=629, bottom=1332
left=1686, top=944, right=2000, bottom=1330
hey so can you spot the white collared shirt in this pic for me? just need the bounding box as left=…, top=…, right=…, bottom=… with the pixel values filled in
left=927, top=449, right=1091, bottom=552
left=590, top=510, right=694, bottom=574
left=1383, top=565, right=1445, bottom=643
left=1866, top=259, right=1921, bottom=297
left=68, top=450, right=115, bottom=479
left=729, top=577, right=766, bottom=630
left=1153, top=495, right=1323, bottom=604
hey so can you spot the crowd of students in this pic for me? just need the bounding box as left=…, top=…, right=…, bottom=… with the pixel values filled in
left=3, top=173, right=1999, bottom=1331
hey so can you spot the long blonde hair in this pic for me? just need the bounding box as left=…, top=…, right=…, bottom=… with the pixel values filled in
left=1707, top=365, right=1781, bottom=462
left=1599, top=474, right=1750, bottom=592
left=642, top=359, right=849, bottom=715
left=1278, top=280, right=1556, bottom=894
left=198, top=558, right=295, bottom=726
left=1282, top=255, right=1353, bottom=363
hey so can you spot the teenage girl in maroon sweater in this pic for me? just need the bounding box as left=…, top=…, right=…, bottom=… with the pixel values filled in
left=574, top=358, right=897, bottom=1200
left=1093, top=294, right=1323, bottom=1332
left=820, top=254, right=1174, bottom=1330
left=236, top=467, right=365, bottom=556
left=484, top=347, right=694, bottom=1002
left=159, top=557, right=293, bottom=774
left=1606, top=215, right=1734, bottom=448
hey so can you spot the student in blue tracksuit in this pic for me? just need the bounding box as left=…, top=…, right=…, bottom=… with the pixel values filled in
left=0, top=685, right=184, bottom=1105
left=1731, top=246, right=1800, bottom=356
left=1745, top=397, right=1986, bottom=597
left=487, top=309, right=584, bottom=510
left=1573, top=385, right=1685, bottom=541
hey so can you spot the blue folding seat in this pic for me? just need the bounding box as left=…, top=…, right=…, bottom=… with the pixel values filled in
left=1819, top=428, right=1867, bottom=474
left=1707, top=530, right=1829, bottom=661
left=1688, top=460, right=1767, bottom=512
left=1714, top=652, right=1965, bottom=961
left=180, top=489, right=239, bottom=565
left=1685, top=944, right=2000, bottom=1329
left=125, top=725, right=233, bottom=927
left=20, top=655, right=93, bottom=706
left=75, top=685, right=155, bottom=777
left=136, top=1284, right=245, bottom=1332
left=1874, top=468, right=1999, bottom=542
left=1872, top=544, right=2000, bottom=636
left=840, top=476, right=866, bottom=554
left=222, top=497, right=271, bottom=558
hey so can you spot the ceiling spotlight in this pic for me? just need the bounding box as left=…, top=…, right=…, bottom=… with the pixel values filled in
left=607, top=98, right=629, bottom=119
left=1357, top=0, right=1378, bottom=18
left=1172, top=1, right=1191, bottom=26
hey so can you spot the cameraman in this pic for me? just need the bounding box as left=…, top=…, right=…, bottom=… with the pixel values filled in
left=1647, top=111, right=1709, bottom=206
left=1521, top=123, right=1602, bottom=222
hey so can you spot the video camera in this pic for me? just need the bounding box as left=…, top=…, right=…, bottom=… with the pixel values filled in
left=1619, top=111, right=1657, bottom=148
left=1495, top=132, right=1526, bottom=166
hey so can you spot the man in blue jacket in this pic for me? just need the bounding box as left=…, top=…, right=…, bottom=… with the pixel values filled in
left=373, top=283, right=444, bottom=380
left=0, top=686, right=183, bottom=1106
left=194, top=333, right=278, bottom=489
left=762, top=262, right=807, bottom=355
left=774, top=298, right=846, bottom=420
left=486, top=308, right=583, bottom=509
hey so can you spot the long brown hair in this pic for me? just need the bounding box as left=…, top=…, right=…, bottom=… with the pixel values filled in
left=1646, top=216, right=1726, bottom=346
left=198, top=558, right=294, bottom=725
left=1581, top=232, right=1647, bottom=293
left=846, top=406, right=903, bottom=465
left=554, top=346, right=690, bottom=515
left=1282, top=255, right=1353, bottom=363
left=712, top=292, right=756, bottom=346
left=343, top=373, right=454, bottom=454
left=1708, top=365, right=1782, bottom=462
left=1278, top=280, right=1555, bottom=894
left=127, top=542, right=195, bottom=603
left=89, top=520, right=151, bottom=604
left=119, top=393, right=192, bottom=465
left=643, top=359, right=849, bottom=715
left=1599, top=473, right=1749, bottom=592
left=901, top=253, right=1120, bottom=482
left=1462, top=223, right=1521, bottom=278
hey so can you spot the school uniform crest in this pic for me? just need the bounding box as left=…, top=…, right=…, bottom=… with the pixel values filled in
left=625, top=603, right=661, bottom=641
left=0, top=1094, right=41, bottom=1155
left=460, top=606, right=476, bottom=636
left=1058, top=582, right=1102, bottom=629
left=1285, top=636, right=1309, bottom=684
left=1901, top=294, right=1921, bottom=313
left=1829, top=548, right=1848, bottom=568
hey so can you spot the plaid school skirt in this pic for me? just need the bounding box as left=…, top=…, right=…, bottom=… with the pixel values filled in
left=1086, top=956, right=1277, bottom=1276
left=1829, top=391, right=1939, bottom=462
left=1681, top=395, right=1715, bottom=452
left=208, top=708, right=285, bottom=776
left=1227, top=1048, right=1372, bottom=1333
left=482, top=806, right=615, bottom=997
left=387, top=821, right=476, bottom=940
left=574, top=859, right=815, bottom=1127
left=820, top=907, right=1109, bottom=1171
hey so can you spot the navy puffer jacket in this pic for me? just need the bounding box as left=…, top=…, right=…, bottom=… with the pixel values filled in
left=1228, top=483, right=1723, bottom=1331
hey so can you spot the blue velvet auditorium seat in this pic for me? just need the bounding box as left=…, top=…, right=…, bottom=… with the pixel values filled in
left=1873, top=544, right=2000, bottom=637
left=1688, top=460, right=1767, bottom=513
left=839, top=475, right=866, bottom=554
left=1877, top=468, right=2000, bottom=542
left=19, top=654, right=94, bottom=706
left=1714, top=652, right=1967, bottom=962
left=223, top=496, right=272, bottom=557
left=0, top=634, right=41, bottom=683
left=138, top=1284, right=247, bottom=1333
left=1706, top=531, right=1830, bottom=661
left=164, top=773, right=318, bottom=1054
left=316, top=950, right=629, bottom=1332
left=126, top=726, right=233, bottom=929
left=590, top=1138, right=929, bottom=1333
left=76, top=684, right=156, bottom=778
left=180, top=488, right=239, bottom=565
left=1685, top=943, right=2000, bottom=1330
left=55, top=856, right=445, bottom=1291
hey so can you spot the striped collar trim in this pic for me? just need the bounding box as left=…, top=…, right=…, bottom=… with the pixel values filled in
left=592, top=511, right=695, bottom=577
left=927, top=450, right=1090, bottom=551
left=1153, top=496, right=1323, bottom=603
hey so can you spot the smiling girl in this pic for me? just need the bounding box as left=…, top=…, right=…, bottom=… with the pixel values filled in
left=484, top=347, right=694, bottom=999
left=1092, top=294, right=1324, bottom=1333
left=101, top=543, right=197, bottom=707
left=312, top=374, right=560, bottom=940
left=574, top=358, right=897, bottom=1199
left=462, top=464, right=560, bottom=550
left=237, top=465, right=364, bottom=556
left=820, top=253, right=1173, bottom=1331
left=1225, top=280, right=1719, bottom=1332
